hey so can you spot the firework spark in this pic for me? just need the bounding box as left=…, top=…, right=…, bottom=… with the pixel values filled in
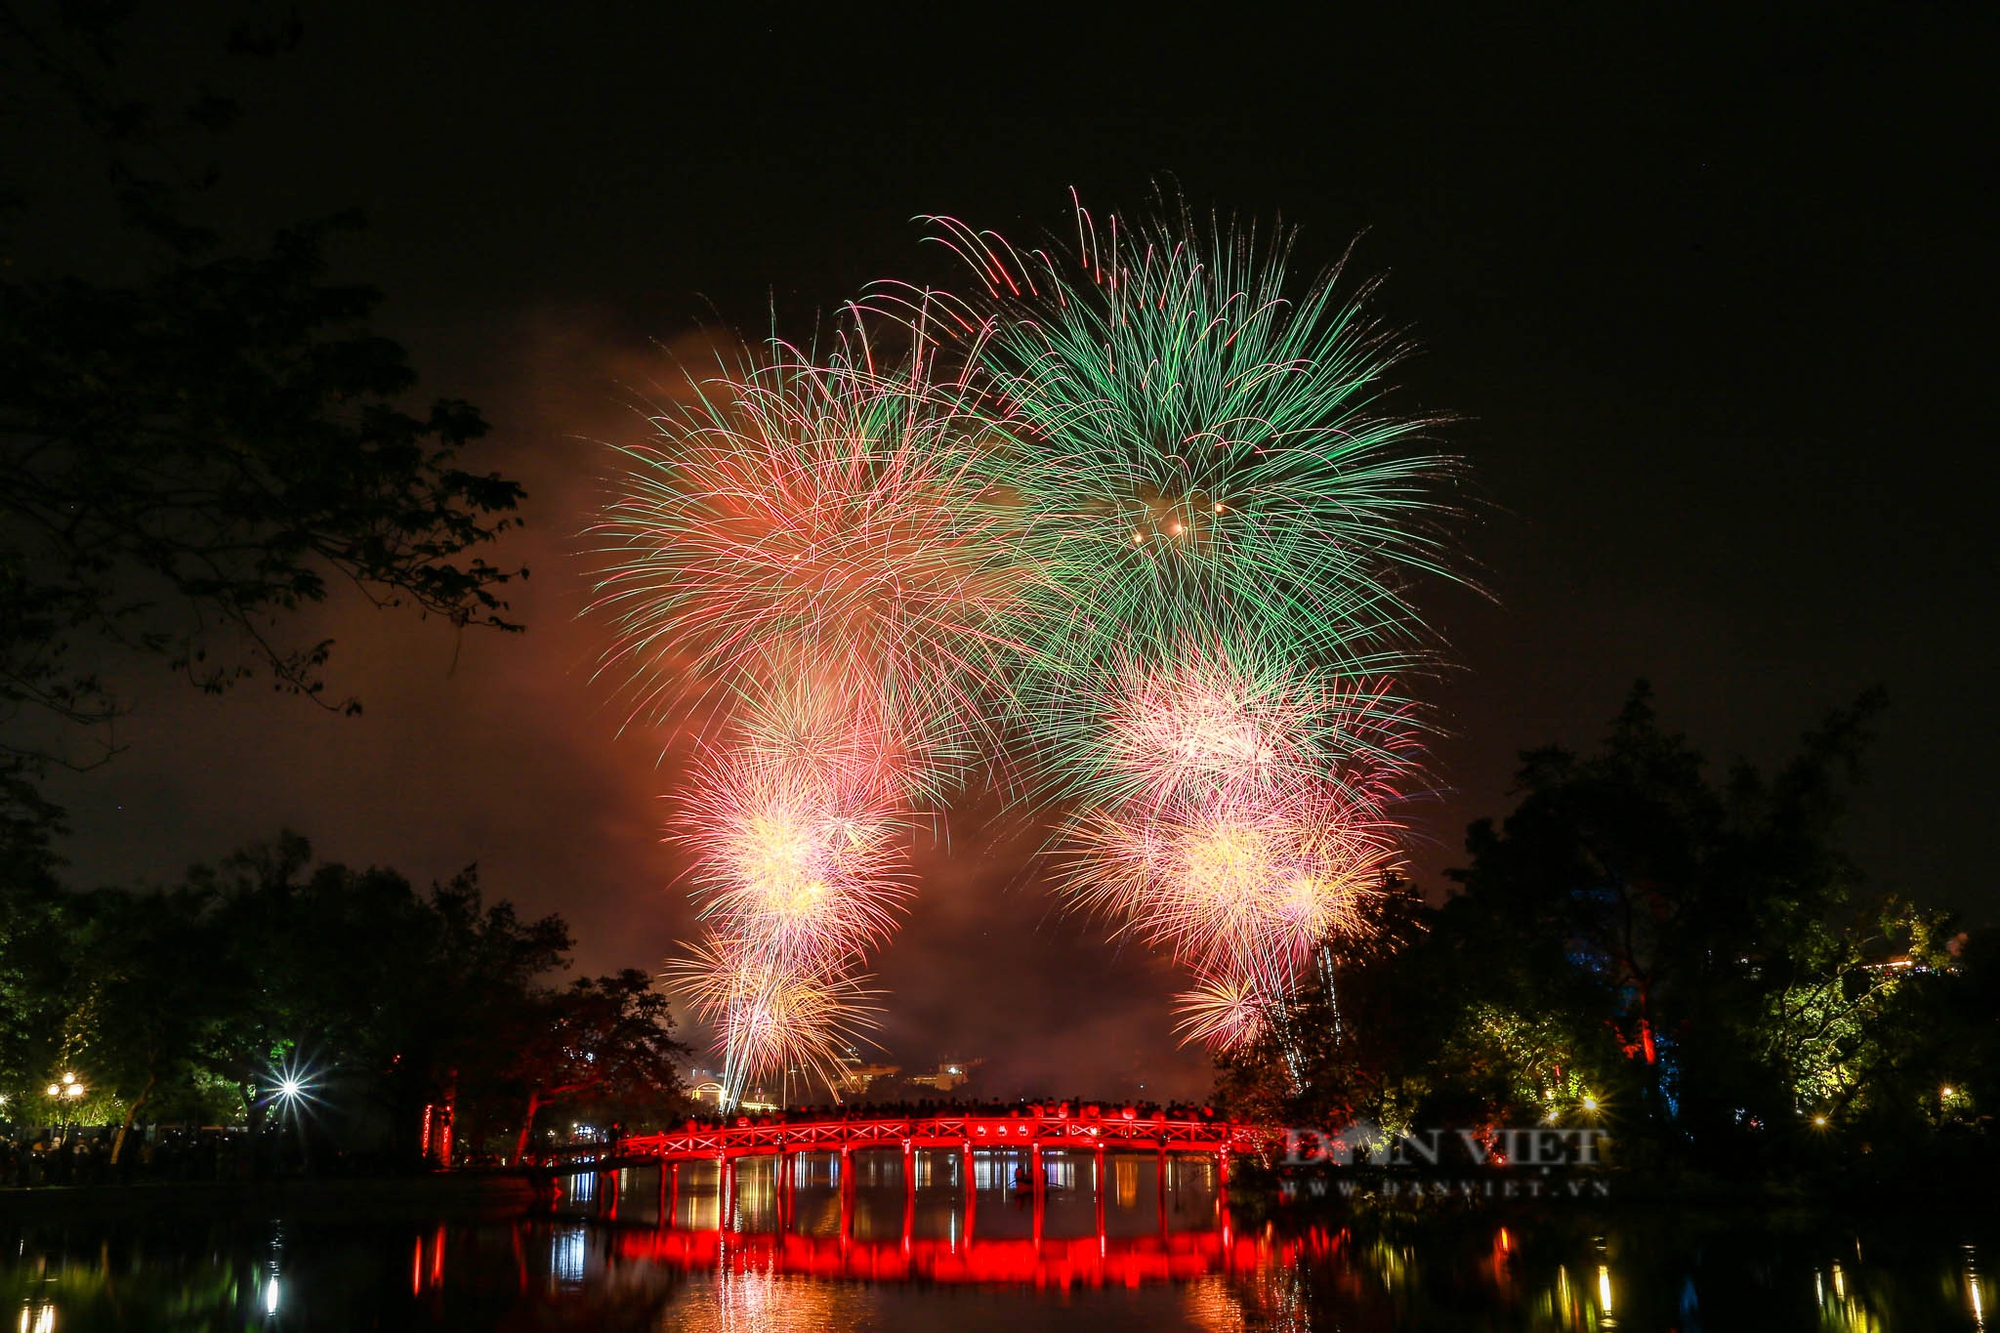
left=905, top=200, right=1460, bottom=683
left=590, top=329, right=1027, bottom=778
left=1029, top=633, right=1426, bottom=817
left=1173, top=967, right=1273, bottom=1050
left=1067, top=786, right=1396, bottom=976
left=676, top=740, right=912, bottom=973
left=664, top=937, right=879, bottom=1096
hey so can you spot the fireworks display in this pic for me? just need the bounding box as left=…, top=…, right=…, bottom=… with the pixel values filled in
left=589, top=198, right=1457, bottom=1106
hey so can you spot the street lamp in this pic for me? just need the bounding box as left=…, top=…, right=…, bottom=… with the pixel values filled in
left=265, top=1058, right=316, bottom=1112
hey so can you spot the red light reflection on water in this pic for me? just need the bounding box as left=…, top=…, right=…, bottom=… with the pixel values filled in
left=616, top=1224, right=1345, bottom=1288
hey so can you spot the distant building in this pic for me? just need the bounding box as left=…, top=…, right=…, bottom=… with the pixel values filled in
left=688, top=1076, right=778, bottom=1114
left=905, top=1059, right=981, bottom=1093
left=834, top=1062, right=901, bottom=1099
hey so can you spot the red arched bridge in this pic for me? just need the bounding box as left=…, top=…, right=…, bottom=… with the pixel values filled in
left=536, top=1102, right=1275, bottom=1250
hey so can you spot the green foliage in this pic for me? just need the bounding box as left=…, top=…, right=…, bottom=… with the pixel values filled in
left=1216, top=683, right=1996, bottom=1183
left=0, top=832, right=690, bottom=1169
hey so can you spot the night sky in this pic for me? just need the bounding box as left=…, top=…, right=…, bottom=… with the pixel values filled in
left=24, top=5, right=1995, bottom=1099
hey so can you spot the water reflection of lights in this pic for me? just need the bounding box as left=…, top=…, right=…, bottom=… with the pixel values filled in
left=1114, top=1156, right=1140, bottom=1208
left=1367, top=1237, right=1415, bottom=1293
left=17, top=1305, right=56, bottom=1333
left=671, top=1271, right=878, bottom=1333
left=1545, top=1264, right=1593, bottom=1328
left=551, top=1226, right=588, bottom=1289
left=262, top=1222, right=285, bottom=1321
left=1969, top=1244, right=1988, bottom=1331
left=1815, top=1257, right=1882, bottom=1333
left=1179, top=1276, right=1244, bottom=1332
left=411, top=1225, right=448, bottom=1296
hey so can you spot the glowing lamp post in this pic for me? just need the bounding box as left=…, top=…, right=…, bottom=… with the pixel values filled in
left=45, top=1072, right=86, bottom=1142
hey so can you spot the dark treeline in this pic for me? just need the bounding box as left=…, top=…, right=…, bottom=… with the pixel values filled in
left=0, top=832, right=687, bottom=1182
left=0, top=10, right=658, bottom=1184
left=1218, top=684, right=2000, bottom=1190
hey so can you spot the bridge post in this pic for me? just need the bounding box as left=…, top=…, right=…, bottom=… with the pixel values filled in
left=838, top=1144, right=853, bottom=1245
left=656, top=1160, right=667, bottom=1227
left=667, top=1160, right=680, bottom=1230
left=1156, top=1147, right=1168, bottom=1239
left=901, top=1141, right=915, bottom=1249
left=1217, top=1144, right=1230, bottom=1218
left=961, top=1140, right=975, bottom=1244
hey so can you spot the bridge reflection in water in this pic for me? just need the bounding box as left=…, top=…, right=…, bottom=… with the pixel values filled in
left=565, top=1148, right=1283, bottom=1286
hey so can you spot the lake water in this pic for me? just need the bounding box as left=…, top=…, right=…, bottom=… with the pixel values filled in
left=3, top=1154, right=1993, bottom=1329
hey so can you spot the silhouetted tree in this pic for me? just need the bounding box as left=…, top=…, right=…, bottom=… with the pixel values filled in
left=487, top=970, right=691, bottom=1163
left=0, top=4, right=526, bottom=867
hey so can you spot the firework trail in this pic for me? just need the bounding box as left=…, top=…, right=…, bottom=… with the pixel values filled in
left=591, top=319, right=1029, bottom=1106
